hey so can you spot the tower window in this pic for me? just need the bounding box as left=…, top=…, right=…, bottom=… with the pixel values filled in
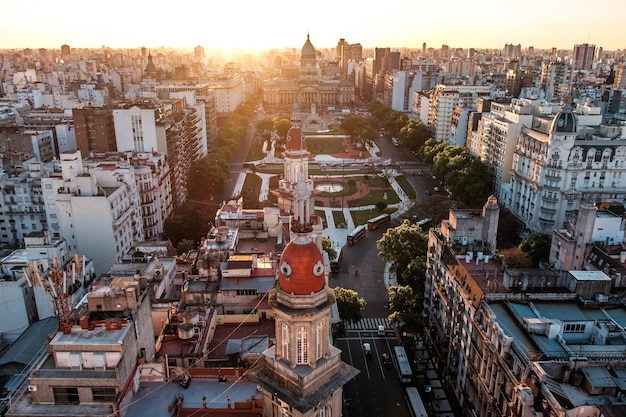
left=296, top=326, right=309, bottom=365
left=281, top=323, right=290, bottom=361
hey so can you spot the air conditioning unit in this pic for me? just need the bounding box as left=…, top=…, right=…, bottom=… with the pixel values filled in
left=28, top=384, right=38, bottom=392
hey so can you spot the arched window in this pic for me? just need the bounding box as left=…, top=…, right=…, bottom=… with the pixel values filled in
left=296, top=326, right=308, bottom=365
left=315, top=322, right=324, bottom=360
left=281, top=323, right=290, bottom=361
left=319, top=405, right=332, bottom=417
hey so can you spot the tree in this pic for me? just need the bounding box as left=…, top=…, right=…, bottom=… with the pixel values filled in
left=274, top=118, right=292, bottom=147
left=377, top=220, right=428, bottom=279
left=497, top=208, right=524, bottom=249
left=322, top=236, right=337, bottom=261
left=387, top=285, right=420, bottom=332
left=340, top=115, right=377, bottom=147
left=334, top=287, right=366, bottom=324
left=499, top=247, right=534, bottom=268
left=520, top=232, right=552, bottom=266
left=176, top=239, right=195, bottom=256
left=256, top=119, right=275, bottom=146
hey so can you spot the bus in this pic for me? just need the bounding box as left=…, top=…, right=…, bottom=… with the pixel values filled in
left=394, top=345, right=413, bottom=383
left=346, top=225, right=366, bottom=246
left=367, top=213, right=390, bottom=231
left=405, top=387, right=429, bottom=417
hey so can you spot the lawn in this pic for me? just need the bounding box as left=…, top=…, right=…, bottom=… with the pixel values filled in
left=350, top=208, right=396, bottom=227
left=395, top=176, right=417, bottom=200
left=332, top=210, right=346, bottom=227
left=246, top=138, right=266, bottom=162
left=347, top=188, right=400, bottom=207
left=306, top=137, right=347, bottom=155
left=314, top=210, right=327, bottom=228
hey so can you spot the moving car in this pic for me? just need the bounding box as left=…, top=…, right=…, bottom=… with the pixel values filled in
left=363, top=343, right=372, bottom=357
left=382, top=352, right=392, bottom=365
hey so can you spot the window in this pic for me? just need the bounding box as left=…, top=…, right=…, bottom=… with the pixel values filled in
left=281, top=323, right=290, bottom=361
left=296, top=326, right=308, bottom=365
left=53, top=387, right=80, bottom=404
left=92, top=387, right=117, bottom=402
left=315, top=323, right=323, bottom=360
left=563, top=323, right=585, bottom=334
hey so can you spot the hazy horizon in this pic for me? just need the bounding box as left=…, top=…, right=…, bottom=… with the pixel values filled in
left=2, top=0, right=624, bottom=52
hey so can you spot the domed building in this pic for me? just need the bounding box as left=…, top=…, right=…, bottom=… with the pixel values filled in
left=263, top=34, right=355, bottom=110
left=300, top=33, right=319, bottom=80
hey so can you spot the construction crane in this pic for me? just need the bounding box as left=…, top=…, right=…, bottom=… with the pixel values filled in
left=23, top=258, right=74, bottom=334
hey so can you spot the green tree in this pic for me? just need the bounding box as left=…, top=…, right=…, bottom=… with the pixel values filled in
left=520, top=232, right=552, bottom=266
left=256, top=118, right=275, bottom=146
left=497, top=208, right=523, bottom=249
left=377, top=220, right=428, bottom=279
left=398, top=119, right=432, bottom=153
left=176, top=239, right=195, bottom=256
left=340, top=115, right=378, bottom=147
left=388, top=285, right=420, bottom=331
left=274, top=118, right=292, bottom=147
left=322, top=236, right=337, bottom=261
left=334, top=287, right=366, bottom=324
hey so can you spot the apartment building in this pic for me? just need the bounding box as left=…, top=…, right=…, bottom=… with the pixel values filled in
left=541, top=61, right=573, bottom=102
left=504, top=103, right=626, bottom=233
left=41, top=151, right=144, bottom=276
left=6, top=275, right=155, bottom=417
left=425, top=197, right=626, bottom=417
left=84, top=151, right=173, bottom=241
left=113, top=98, right=204, bottom=210
left=428, top=84, right=493, bottom=142
left=72, top=105, right=117, bottom=156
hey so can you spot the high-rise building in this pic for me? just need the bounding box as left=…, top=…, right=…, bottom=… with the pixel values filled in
left=60, top=44, right=70, bottom=56
left=541, top=61, right=573, bottom=101
left=572, top=43, right=596, bottom=71
left=72, top=105, right=117, bottom=156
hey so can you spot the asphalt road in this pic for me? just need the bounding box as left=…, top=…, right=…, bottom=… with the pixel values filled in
left=330, top=227, right=415, bottom=417
left=336, top=330, right=412, bottom=417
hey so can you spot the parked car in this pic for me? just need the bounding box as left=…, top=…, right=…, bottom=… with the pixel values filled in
left=425, top=190, right=432, bottom=196
left=382, top=352, right=392, bottom=365
left=363, top=343, right=372, bottom=357
left=434, top=186, right=440, bottom=192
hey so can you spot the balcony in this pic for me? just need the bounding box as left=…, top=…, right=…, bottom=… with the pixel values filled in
left=538, top=216, right=555, bottom=224
left=541, top=194, right=558, bottom=203
left=540, top=206, right=557, bottom=214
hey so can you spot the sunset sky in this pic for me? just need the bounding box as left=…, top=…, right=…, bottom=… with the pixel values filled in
left=2, top=0, right=623, bottom=51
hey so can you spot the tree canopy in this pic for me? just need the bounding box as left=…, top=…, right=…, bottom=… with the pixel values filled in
left=387, top=285, right=421, bottom=331
left=419, top=139, right=494, bottom=207
left=322, top=236, right=337, bottom=261
left=377, top=219, right=429, bottom=280
left=520, top=232, right=552, bottom=266
left=340, top=115, right=378, bottom=146
left=334, top=287, right=366, bottom=324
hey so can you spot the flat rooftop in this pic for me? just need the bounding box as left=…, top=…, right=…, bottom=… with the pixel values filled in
left=123, top=379, right=261, bottom=417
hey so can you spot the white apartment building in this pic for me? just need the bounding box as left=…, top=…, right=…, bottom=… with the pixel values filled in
left=470, top=99, right=535, bottom=199
left=0, top=233, right=94, bottom=342
left=384, top=71, right=422, bottom=112
left=504, top=104, right=626, bottom=234
left=41, top=151, right=144, bottom=276
left=428, top=84, right=493, bottom=142
left=84, top=151, right=173, bottom=241
left=204, top=74, right=246, bottom=117
left=113, top=99, right=204, bottom=209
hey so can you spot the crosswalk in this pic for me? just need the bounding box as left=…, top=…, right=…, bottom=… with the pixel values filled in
left=345, top=317, right=391, bottom=332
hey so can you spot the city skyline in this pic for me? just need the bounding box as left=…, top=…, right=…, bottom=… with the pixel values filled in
left=2, top=0, right=624, bottom=52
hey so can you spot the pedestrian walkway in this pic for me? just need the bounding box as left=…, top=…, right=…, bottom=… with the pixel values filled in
left=345, top=317, right=390, bottom=332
